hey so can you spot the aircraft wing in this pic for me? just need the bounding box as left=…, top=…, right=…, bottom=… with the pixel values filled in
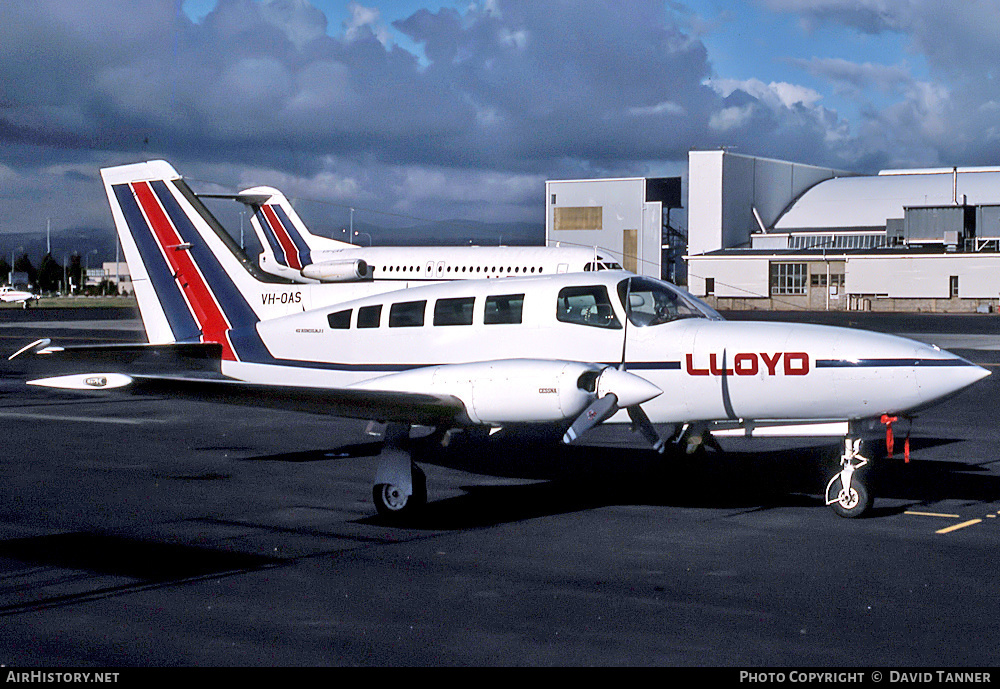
left=27, top=371, right=469, bottom=426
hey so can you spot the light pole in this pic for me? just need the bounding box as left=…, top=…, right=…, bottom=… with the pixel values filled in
left=354, top=231, right=371, bottom=246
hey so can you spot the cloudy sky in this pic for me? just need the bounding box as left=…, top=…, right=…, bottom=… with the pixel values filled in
left=3, top=0, right=1000, bottom=247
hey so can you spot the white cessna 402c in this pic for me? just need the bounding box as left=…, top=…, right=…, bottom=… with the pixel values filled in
left=15, top=161, right=990, bottom=520
left=213, top=184, right=620, bottom=283
left=0, top=286, right=39, bottom=308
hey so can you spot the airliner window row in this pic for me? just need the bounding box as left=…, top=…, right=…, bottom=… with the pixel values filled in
left=378, top=265, right=545, bottom=276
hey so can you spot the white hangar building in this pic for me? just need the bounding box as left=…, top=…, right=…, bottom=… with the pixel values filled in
left=544, top=176, right=685, bottom=284
left=686, top=149, right=1000, bottom=312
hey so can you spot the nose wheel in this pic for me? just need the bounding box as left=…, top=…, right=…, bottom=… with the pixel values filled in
left=825, top=438, right=873, bottom=518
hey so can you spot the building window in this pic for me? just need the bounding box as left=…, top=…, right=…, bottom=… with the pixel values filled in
left=770, top=263, right=807, bottom=295
left=553, top=206, right=602, bottom=231
left=950, top=275, right=959, bottom=298
left=705, top=277, right=715, bottom=296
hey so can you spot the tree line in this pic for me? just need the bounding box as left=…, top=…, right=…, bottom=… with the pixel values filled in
left=3, top=252, right=97, bottom=294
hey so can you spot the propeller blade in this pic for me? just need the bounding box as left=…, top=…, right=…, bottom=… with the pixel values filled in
left=562, top=393, right=619, bottom=444
left=627, top=405, right=665, bottom=453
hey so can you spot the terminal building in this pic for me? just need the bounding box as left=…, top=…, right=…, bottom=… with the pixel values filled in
left=685, top=150, right=1000, bottom=312
left=546, top=151, right=1000, bottom=312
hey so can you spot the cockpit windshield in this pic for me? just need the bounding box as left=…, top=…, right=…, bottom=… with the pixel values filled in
left=616, top=277, right=723, bottom=326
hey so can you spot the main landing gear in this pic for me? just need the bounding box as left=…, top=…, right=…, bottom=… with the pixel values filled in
left=825, top=438, right=874, bottom=518
left=370, top=423, right=428, bottom=519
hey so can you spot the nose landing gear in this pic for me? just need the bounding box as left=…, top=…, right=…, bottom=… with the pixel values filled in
left=825, top=438, right=873, bottom=518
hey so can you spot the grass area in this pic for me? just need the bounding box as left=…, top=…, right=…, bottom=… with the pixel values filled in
left=0, top=296, right=137, bottom=309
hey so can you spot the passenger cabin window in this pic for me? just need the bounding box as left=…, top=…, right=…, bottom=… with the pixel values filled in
left=357, top=304, right=382, bottom=329
left=434, top=297, right=475, bottom=326
left=616, top=276, right=722, bottom=326
left=389, top=300, right=426, bottom=327
left=327, top=309, right=351, bottom=329
left=556, top=286, right=621, bottom=329
left=484, top=294, right=524, bottom=324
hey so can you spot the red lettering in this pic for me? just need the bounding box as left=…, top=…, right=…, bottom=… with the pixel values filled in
left=784, top=352, right=809, bottom=375
left=709, top=353, right=734, bottom=376
left=687, top=351, right=810, bottom=376
left=760, top=352, right=782, bottom=375
left=686, top=353, right=709, bottom=376
left=734, top=352, right=758, bottom=376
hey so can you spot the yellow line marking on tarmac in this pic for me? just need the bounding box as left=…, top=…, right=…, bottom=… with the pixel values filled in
left=936, top=519, right=983, bottom=534
left=905, top=511, right=961, bottom=519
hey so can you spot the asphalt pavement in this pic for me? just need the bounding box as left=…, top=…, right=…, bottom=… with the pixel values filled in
left=0, top=307, right=998, bottom=668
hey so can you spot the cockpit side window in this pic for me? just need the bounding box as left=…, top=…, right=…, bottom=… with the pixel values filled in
left=616, top=277, right=722, bottom=326
left=556, top=286, right=622, bottom=329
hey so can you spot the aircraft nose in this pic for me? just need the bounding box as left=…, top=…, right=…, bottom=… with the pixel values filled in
left=914, top=344, right=990, bottom=405
left=828, top=329, right=989, bottom=416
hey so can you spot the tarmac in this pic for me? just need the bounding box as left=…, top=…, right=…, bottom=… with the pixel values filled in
left=0, top=307, right=999, bottom=668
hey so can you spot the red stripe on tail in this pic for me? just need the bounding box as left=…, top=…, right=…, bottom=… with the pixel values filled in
left=261, top=204, right=302, bottom=270
left=131, top=181, right=237, bottom=360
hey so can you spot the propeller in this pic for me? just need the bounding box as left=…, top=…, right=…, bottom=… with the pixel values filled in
left=562, top=277, right=667, bottom=452
left=561, top=366, right=662, bottom=445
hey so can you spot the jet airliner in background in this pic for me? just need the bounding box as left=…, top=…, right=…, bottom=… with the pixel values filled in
left=229, top=185, right=620, bottom=283
left=14, top=161, right=990, bottom=520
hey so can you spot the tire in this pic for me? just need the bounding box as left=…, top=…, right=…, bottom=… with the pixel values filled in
left=829, top=474, right=873, bottom=518
left=373, top=464, right=427, bottom=519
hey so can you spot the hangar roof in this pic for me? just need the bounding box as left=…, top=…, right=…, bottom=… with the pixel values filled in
left=773, top=167, right=1000, bottom=232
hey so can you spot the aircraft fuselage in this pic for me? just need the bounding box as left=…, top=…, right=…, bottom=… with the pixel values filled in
left=227, top=271, right=985, bottom=428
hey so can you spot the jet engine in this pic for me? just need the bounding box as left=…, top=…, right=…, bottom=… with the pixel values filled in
left=300, top=259, right=370, bottom=282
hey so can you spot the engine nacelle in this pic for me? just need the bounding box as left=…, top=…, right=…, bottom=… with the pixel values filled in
left=352, top=360, right=602, bottom=425
left=300, top=259, right=370, bottom=282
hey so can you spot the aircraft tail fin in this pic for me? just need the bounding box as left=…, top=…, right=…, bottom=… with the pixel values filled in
left=101, top=160, right=267, bottom=361
left=239, top=186, right=351, bottom=275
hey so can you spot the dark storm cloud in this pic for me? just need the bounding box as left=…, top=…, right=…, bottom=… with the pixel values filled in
left=0, top=0, right=890, bottom=232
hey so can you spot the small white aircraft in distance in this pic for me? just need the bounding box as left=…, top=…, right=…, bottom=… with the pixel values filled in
left=14, top=160, right=990, bottom=520
left=0, top=286, right=39, bottom=308
left=218, top=185, right=620, bottom=283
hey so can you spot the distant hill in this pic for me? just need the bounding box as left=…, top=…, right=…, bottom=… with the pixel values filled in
left=0, top=227, right=119, bottom=268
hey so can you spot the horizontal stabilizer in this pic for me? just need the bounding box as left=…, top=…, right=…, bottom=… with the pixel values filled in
left=11, top=341, right=223, bottom=373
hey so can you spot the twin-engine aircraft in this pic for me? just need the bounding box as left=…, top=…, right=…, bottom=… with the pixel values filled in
left=1, top=286, right=39, bottom=308
left=228, top=185, right=619, bottom=283
left=15, top=160, right=990, bottom=520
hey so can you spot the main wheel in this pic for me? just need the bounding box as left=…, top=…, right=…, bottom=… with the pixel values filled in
left=373, top=463, right=427, bottom=519
left=829, top=475, right=873, bottom=518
